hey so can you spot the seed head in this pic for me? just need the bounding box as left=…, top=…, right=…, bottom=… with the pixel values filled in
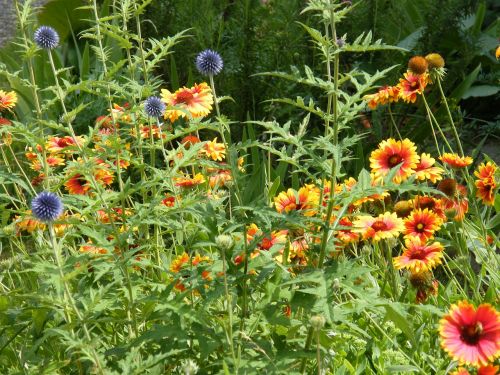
left=408, top=56, right=428, bottom=75
left=425, top=53, right=445, bottom=69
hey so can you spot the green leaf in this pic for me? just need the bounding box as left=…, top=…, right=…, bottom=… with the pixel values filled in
left=462, top=85, right=500, bottom=99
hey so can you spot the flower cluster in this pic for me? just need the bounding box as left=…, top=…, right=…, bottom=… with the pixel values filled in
left=474, top=161, right=498, bottom=206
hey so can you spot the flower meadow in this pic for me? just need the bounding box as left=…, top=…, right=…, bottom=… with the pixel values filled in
left=0, top=1, right=499, bottom=374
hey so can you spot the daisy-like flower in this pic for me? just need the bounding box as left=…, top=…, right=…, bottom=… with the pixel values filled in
left=370, top=138, right=419, bottom=183
left=174, top=173, right=205, bottom=188
left=0, top=117, right=12, bottom=126
left=413, top=195, right=446, bottom=221
left=398, top=71, right=428, bottom=103
left=336, top=216, right=360, bottom=244
left=274, top=185, right=319, bottom=216
left=393, top=237, right=444, bottom=273
left=34, top=26, right=59, bottom=49
left=439, top=301, right=500, bottom=367
left=0, top=90, right=17, bottom=111
left=440, top=153, right=473, bottom=169
left=162, top=194, right=176, bottom=207
left=352, top=212, right=404, bottom=242
left=474, top=162, right=497, bottom=206
left=180, top=135, right=201, bottom=148
left=209, top=170, right=232, bottom=188
left=196, top=49, right=224, bottom=76
left=170, top=252, right=190, bottom=273
left=65, top=173, right=91, bottom=195
left=161, top=83, right=213, bottom=122
left=442, top=184, right=469, bottom=221
left=30, top=154, right=65, bottom=171
left=46, top=135, right=84, bottom=154
left=364, top=85, right=400, bottom=109
left=451, top=366, right=500, bottom=375
left=414, top=153, right=443, bottom=183
left=31, top=191, right=64, bottom=222
left=404, top=208, right=442, bottom=241
left=14, top=211, right=46, bottom=234
left=200, top=138, right=226, bottom=161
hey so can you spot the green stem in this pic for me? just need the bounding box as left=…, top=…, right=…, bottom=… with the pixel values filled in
left=436, top=78, right=464, bottom=156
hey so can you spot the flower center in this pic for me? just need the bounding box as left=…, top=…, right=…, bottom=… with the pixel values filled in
left=175, top=90, right=194, bottom=104
left=388, top=154, right=403, bottom=167
left=460, top=322, right=483, bottom=345
left=371, top=220, right=388, bottom=232
left=416, top=223, right=425, bottom=232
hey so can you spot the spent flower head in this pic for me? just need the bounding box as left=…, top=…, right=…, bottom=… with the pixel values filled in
left=196, top=49, right=223, bottom=76
left=31, top=191, right=64, bottom=222
left=34, top=26, right=60, bottom=49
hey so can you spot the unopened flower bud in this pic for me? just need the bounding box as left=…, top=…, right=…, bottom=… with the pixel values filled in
left=215, top=234, right=234, bottom=251
left=310, top=314, right=326, bottom=330
left=425, top=53, right=445, bottom=69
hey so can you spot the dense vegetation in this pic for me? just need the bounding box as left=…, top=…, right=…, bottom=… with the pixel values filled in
left=0, top=0, right=498, bottom=374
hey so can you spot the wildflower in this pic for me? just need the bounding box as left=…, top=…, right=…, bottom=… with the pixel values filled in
left=439, top=301, right=500, bottom=367
left=209, top=170, right=232, bottom=188
left=414, top=153, right=443, bottom=183
left=413, top=196, right=446, bottom=220
left=274, top=185, right=319, bottom=216
left=161, top=83, right=213, bottom=122
left=31, top=191, right=64, bottom=222
left=144, top=96, right=166, bottom=118
left=196, top=49, right=224, bottom=76
left=180, top=135, right=201, bottom=148
left=408, top=56, right=428, bottom=75
left=46, top=135, right=84, bottom=154
left=478, top=365, right=499, bottom=375
left=393, top=237, right=444, bottom=273
left=398, top=71, right=428, bottom=103
left=394, top=200, right=413, bottom=218
left=408, top=271, right=438, bottom=303
left=336, top=217, right=359, bottom=244
left=174, top=173, right=205, bottom=188
left=134, top=124, right=165, bottom=139
left=474, top=162, right=497, bottom=206
left=14, top=211, right=46, bottom=234
left=442, top=184, right=469, bottom=221
left=0, top=90, right=17, bottom=111
left=246, top=223, right=288, bottom=254
left=352, top=212, right=404, bottom=242
left=404, top=208, right=442, bottom=242
left=425, top=53, right=445, bottom=69
left=94, top=167, right=114, bottom=187
left=30, top=154, right=65, bottom=171
left=34, top=26, right=59, bottom=49
left=170, top=252, right=190, bottom=273
left=440, top=153, right=473, bottom=168
left=0, top=117, right=12, bottom=126
left=370, top=138, right=419, bottom=183
left=438, top=178, right=458, bottom=197
left=200, top=138, right=226, bottom=161
left=364, top=85, right=400, bottom=109
left=95, top=115, right=114, bottom=130
left=162, top=194, right=176, bottom=207
left=80, top=243, right=108, bottom=255
left=65, top=173, right=90, bottom=195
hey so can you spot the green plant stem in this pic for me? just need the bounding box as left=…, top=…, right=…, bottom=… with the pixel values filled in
left=299, top=327, right=314, bottom=373
left=436, top=78, right=464, bottom=156
left=387, top=105, right=402, bottom=140
left=48, top=224, right=105, bottom=374
left=315, top=329, right=321, bottom=375
left=421, top=93, right=454, bottom=153
left=220, top=245, right=236, bottom=367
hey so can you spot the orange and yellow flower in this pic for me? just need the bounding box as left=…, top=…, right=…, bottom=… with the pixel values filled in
left=474, top=162, right=497, bottom=206
left=336, top=216, right=360, bottom=244
left=46, top=136, right=85, bottom=154
left=414, top=153, right=443, bottom=183
left=442, top=184, right=469, bottom=221
left=370, top=138, right=419, bottom=183
left=364, top=85, right=400, bottom=109
left=404, top=208, right=442, bottom=241
left=14, top=211, right=45, bottom=234
left=352, top=212, right=404, bottom=242
left=174, top=173, right=205, bottom=188
left=398, top=71, right=428, bottom=103
left=274, top=185, right=319, bottom=216
left=0, top=90, right=17, bottom=111
left=440, top=153, right=473, bottom=169
left=200, top=138, right=226, bottom=161
left=161, top=82, right=213, bottom=122
left=209, top=170, right=232, bottom=188
left=65, top=173, right=91, bottom=195
left=439, top=301, right=500, bottom=367
left=393, top=237, right=444, bottom=273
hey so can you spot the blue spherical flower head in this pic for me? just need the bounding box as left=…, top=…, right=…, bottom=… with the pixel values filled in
left=144, top=96, right=166, bottom=118
left=196, top=49, right=223, bottom=76
left=34, top=26, right=60, bottom=49
left=31, top=191, right=64, bottom=222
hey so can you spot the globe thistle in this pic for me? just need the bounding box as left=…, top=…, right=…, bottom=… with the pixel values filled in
left=195, top=49, right=223, bottom=76
left=31, top=191, right=64, bottom=222
left=144, top=96, right=165, bottom=118
left=34, top=26, right=60, bottom=49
